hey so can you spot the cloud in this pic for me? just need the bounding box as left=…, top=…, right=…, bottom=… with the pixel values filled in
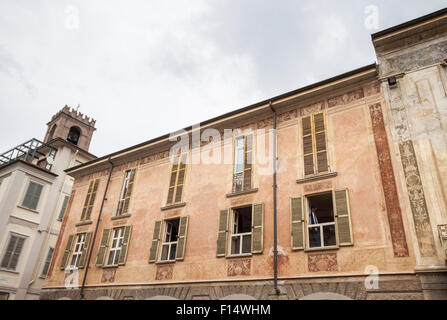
left=0, top=0, right=446, bottom=157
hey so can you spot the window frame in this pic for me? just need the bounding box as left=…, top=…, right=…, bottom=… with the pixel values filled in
left=105, top=227, right=125, bottom=267
left=304, top=191, right=339, bottom=251
left=232, top=134, right=254, bottom=193
left=116, top=169, right=136, bottom=216
left=0, top=233, right=27, bottom=271
left=20, top=179, right=44, bottom=211
left=68, top=233, right=86, bottom=269
left=228, top=206, right=252, bottom=257
left=158, top=218, right=180, bottom=263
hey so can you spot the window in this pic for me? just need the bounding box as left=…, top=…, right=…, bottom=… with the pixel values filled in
left=148, top=217, right=189, bottom=263
left=81, top=179, right=100, bottom=221
left=306, top=193, right=336, bottom=249
left=95, top=226, right=132, bottom=267
left=160, top=219, right=179, bottom=262
left=69, top=234, right=86, bottom=269
left=106, top=228, right=126, bottom=266
left=1, top=234, right=26, bottom=270
left=21, top=181, right=43, bottom=210
left=215, top=204, right=264, bottom=258
left=59, top=232, right=92, bottom=270
left=302, top=112, right=328, bottom=176
left=166, top=152, right=187, bottom=205
left=67, top=127, right=81, bottom=145
left=40, top=247, right=54, bottom=278
left=290, top=189, right=354, bottom=252
left=117, top=169, right=136, bottom=216
left=230, top=207, right=252, bottom=255
left=57, top=195, right=69, bottom=221
left=233, top=135, right=253, bottom=193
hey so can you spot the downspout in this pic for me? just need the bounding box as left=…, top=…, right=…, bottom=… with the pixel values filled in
left=270, top=101, right=280, bottom=295
left=80, top=156, right=114, bottom=299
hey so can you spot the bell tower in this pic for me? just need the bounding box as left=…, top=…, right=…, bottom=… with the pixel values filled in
left=44, top=105, right=96, bottom=152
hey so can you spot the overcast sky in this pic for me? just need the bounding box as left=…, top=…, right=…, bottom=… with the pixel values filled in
left=1, top=1, right=445, bottom=157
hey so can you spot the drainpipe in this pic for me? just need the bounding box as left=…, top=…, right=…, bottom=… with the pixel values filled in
left=270, top=101, right=280, bottom=295
left=80, top=157, right=114, bottom=299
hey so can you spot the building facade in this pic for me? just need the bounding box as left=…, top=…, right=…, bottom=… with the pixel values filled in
left=0, top=107, right=96, bottom=299
left=41, top=9, right=447, bottom=300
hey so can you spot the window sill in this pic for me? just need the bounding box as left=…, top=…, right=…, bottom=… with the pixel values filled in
left=17, top=205, right=39, bottom=214
left=102, top=265, right=119, bottom=269
left=155, top=260, right=176, bottom=265
left=226, top=253, right=253, bottom=259
left=304, top=245, right=339, bottom=253
left=111, top=214, right=131, bottom=220
left=75, top=220, right=92, bottom=227
left=226, top=188, right=258, bottom=198
left=297, top=172, right=338, bottom=184
left=160, top=202, right=186, bottom=211
left=0, top=268, right=20, bottom=274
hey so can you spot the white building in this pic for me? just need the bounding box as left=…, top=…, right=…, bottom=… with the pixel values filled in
left=0, top=106, right=96, bottom=299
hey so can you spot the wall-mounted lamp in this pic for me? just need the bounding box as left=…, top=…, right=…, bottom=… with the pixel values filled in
left=387, top=76, right=397, bottom=88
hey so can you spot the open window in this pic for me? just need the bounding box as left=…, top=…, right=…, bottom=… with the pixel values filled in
left=232, top=135, right=253, bottom=193
left=160, top=218, right=179, bottom=262
left=306, top=192, right=336, bottom=249
left=230, top=206, right=252, bottom=255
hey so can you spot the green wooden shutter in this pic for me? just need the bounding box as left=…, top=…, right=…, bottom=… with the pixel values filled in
left=251, top=203, right=264, bottom=254
left=216, top=209, right=229, bottom=257
left=59, top=234, right=75, bottom=270
left=314, top=113, right=328, bottom=173
left=118, top=225, right=132, bottom=265
left=30, top=183, right=43, bottom=210
left=243, top=135, right=253, bottom=190
left=77, top=232, right=92, bottom=269
left=302, top=116, right=314, bottom=176
left=58, top=195, right=69, bottom=221
left=290, top=197, right=305, bottom=250
left=22, top=182, right=36, bottom=209
left=334, top=189, right=353, bottom=246
left=95, top=229, right=111, bottom=266
left=175, top=216, right=189, bottom=260
left=149, top=221, right=162, bottom=263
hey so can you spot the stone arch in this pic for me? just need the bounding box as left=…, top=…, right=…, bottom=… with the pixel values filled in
left=67, top=126, right=81, bottom=145
left=48, top=124, right=57, bottom=141
left=96, top=296, right=114, bottom=300
left=300, top=292, right=353, bottom=300
left=220, top=294, right=257, bottom=300
left=145, top=295, right=178, bottom=300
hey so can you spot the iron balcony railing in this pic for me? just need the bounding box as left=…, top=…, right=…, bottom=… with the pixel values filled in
left=0, top=138, right=57, bottom=171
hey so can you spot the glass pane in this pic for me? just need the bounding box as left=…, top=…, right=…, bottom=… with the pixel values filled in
left=231, top=236, right=241, bottom=255
left=308, top=226, right=321, bottom=248
left=323, top=224, right=336, bottom=247
left=161, top=244, right=169, bottom=261
left=169, top=243, right=177, bottom=260
left=107, top=252, right=114, bottom=266
left=113, top=250, right=121, bottom=265
left=242, top=235, right=251, bottom=253
left=235, top=148, right=244, bottom=173
left=236, top=137, right=244, bottom=148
